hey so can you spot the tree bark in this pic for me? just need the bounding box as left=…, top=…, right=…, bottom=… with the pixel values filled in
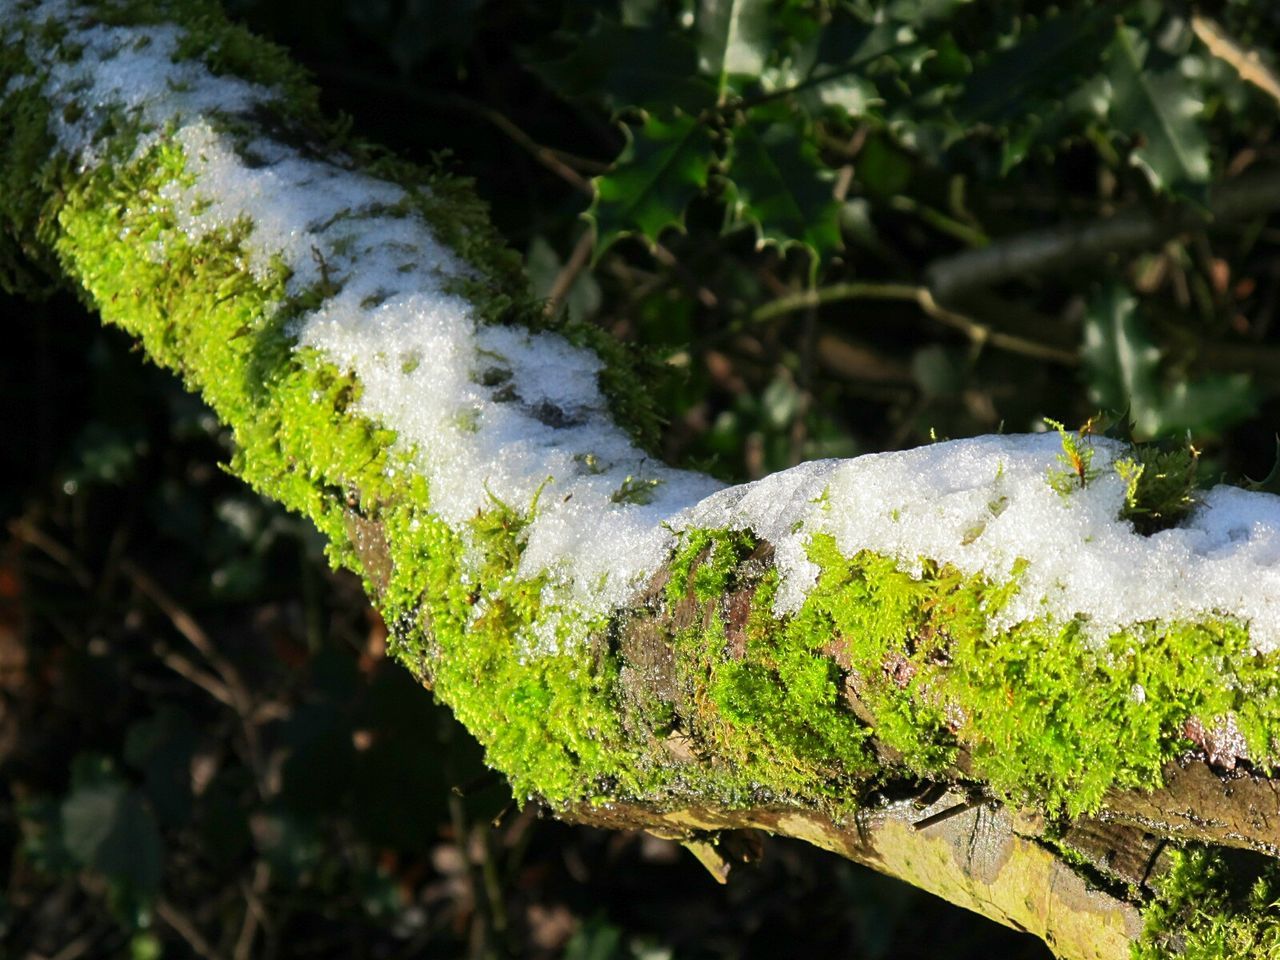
left=4, top=4, right=1280, bottom=957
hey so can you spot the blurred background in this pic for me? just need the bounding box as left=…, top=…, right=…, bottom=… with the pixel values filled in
left=5, top=0, right=1280, bottom=956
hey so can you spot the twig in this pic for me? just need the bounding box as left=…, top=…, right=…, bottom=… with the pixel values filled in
left=7, top=517, right=93, bottom=589
left=925, top=168, right=1280, bottom=302
left=751, top=281, right=1078, bottom=365
left=153, top=642, right=236, bottom=708
left=476, top=105, right=594, bottom=196
left=234, top=861, right=272, bottom=960
left=119, top=559, right=247, bottom=697
left=651, top=242, right=718, bottom=308
left=543, top=229, right=595, bottom=318
left=156, top=898, right=225, bottom=960
left=1192, top=15, right=1280, bottom=107
left=120, top=559, right=269, bottom=797
left=47, top=935, right=95, bottom=960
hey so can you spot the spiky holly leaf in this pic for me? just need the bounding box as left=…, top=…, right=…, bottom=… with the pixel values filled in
left=586, top=112, right=715, bottom=257
left=697, top=0, right=771, bottom=101
left=1082, top=283, right=1255, bottom=438
left=724, top=118, right=841, bottom=261
left=956, top=8, right=1110, bottom=125
left=530, top=20, right=715, bottom=114
left=1106, top=25, right=1211, bottom=195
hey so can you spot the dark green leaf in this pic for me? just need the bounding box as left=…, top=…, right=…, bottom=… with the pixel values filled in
left=855, top=135, right=912, bottom=198
left=530, top=21, right=715, bottom=114
left=1153, top=375, right=1256, bottom=436
left=1082, top=283, right=1255, bottom=437
left=956, top=9, right=1110, bottom=125
left=1081, top=282, right=1161, bottom=430
left=697, top=0, right=770, bottom=100
left=587, top=112, right=715, bottom=256
left=62, top=760, right=163, bottom=914
left=124, top=708, right=197, bottom=828
left=1106, top=25, right=1211, bottom=194
left=724, top=119, right=841, bottom=260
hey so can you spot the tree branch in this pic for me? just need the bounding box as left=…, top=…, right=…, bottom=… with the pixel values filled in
left=6, top=6, right=1280, bottom=958
left=925, top=168, right=1280, bottom=302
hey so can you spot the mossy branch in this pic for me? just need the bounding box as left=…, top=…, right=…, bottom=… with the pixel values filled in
left=4, top=4, right=1280, bottom=958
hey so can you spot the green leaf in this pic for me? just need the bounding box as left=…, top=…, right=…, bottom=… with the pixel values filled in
left=1082, top=283, right=1255, bottom=438
left=724, top=119, right=841, bottom=261
left=1081, top=282, right=1161, bottom=430
left=587, top=112, right=715, bottom=257
left=855, top=135, right=912, bottom=197
left=530, top=21, right=715, bottom=114
left=61, top=757, right=163, bottom=918
left=956, top=9, right=1110, bottom=125
left=1106, top=25, right=1211, bottom=194
left=1153, top=375, right=1256, bottom=436
left=697, top=0, right=770, bottom=101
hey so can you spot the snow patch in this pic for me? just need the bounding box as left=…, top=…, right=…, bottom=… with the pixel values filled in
left=15, top=1, right=1280, bottom=653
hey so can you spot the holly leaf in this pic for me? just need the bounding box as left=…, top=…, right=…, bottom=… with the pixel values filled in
left=1082, top=282, right=1160, bottom=427
left=1106, top=25, right=1211, bottom=195
left=697, top=0, right=770, bottom=101
left=1154, top=375, right=1256, bottom=437
left=724, top=119, right=841, bottom=261
left=587, top=112, right=715, bottom=257
left=1082, top=283, right=1255, bottom=438
left=529, top=21, right=715, bottom=114
left=956, top=8, right=1110, bottom=125
left=62, top=756, right=163, bottom=921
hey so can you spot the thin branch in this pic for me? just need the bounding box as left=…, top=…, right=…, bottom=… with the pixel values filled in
left=8, top=517, right=93, bottom=589
left=156, top=898, right=225, bottom=960
left=153, top=642, right=237, bottom=707
left=926, top=168, right=1280, bottom=302
left=543, top=228, right=595, bottom=318
left=751, top=281, right=1079, bottom=365
left=1192, top=15, right=1280, bottom=107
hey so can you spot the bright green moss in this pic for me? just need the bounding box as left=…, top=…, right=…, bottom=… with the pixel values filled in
left=38, top=119, right=642, bottom=806
left=1135, top=847, right=1280, bottom=959
left=375, top=482, right=642, bottom=802
left=707, top=571, right=873, bottom=795
left=787, top=534, right=1280, bottom=817
left=665, top=527, right=756, bottom=609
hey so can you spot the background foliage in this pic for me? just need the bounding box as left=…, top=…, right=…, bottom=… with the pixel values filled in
left=4, top=0, right=1280, bottom=956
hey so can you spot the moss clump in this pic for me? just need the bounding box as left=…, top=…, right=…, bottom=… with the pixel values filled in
left=378, top=485, right=636, bottom=802
left=752, top=534, right=1280, bottom=818
left=657, top=529, right=874, bottom=806
left=1116, top=443, right=1200, bottom=535
left=1136, top=847, right=1280, bottom=959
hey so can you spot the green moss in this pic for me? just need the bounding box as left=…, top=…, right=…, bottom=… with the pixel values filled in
left=1117, top=443, right=1200, bottom=535
left=1135, top=847, right=1280, bottom=959
left=665, top=527, right=756, bottom=609
left=15, top=1, right=1280, bottom=828
left=0, top=34, right=63, bottom=294
left=785, top=534, right=1280, bottom=817
left=656, top=529, right=874, bottom=805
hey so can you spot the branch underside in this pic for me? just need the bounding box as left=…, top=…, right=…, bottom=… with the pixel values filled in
left=6, top=4, right=1280, bottom=958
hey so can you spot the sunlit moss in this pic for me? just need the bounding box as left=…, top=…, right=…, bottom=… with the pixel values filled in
left=1135, top=847, right=1280, bottom=959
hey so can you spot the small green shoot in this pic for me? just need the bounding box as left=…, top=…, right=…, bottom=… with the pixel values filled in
left=1117, top=443, right=1200, bottom=535
left=1045, top=417, right=1098, bottom=495
left=610, top=474, right=662, bottom=505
